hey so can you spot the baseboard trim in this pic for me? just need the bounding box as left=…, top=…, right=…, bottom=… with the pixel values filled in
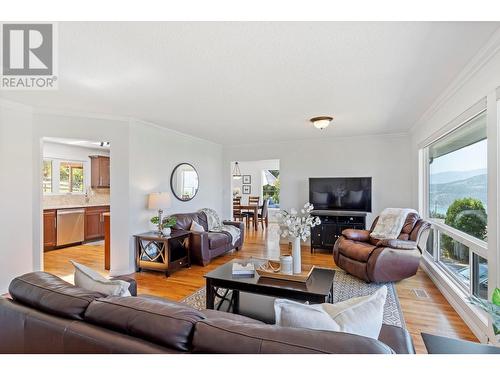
left=420, top=258, right=489, bottom=343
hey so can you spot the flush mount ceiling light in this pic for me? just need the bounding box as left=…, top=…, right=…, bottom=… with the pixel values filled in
left=310, top=116, right=333, bottom=130
left=232, top=162, right=242, bottom=179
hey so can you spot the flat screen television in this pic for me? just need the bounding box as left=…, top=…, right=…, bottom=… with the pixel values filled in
left=309, top=177, right=372, bottom=212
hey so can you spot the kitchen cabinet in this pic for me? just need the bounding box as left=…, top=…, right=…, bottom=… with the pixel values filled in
left=43, top=209, right=57, bottom=251
left=84, top=206, right=110, bottom=241
left=90, top=155, right=110, bottom=188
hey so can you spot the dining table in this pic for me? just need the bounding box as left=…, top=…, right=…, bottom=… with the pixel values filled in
left=238, top=204, right=260, bottom=230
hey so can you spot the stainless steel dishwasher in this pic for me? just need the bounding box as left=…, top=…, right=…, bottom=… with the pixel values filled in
left=57, top=209, right=85, bottom=246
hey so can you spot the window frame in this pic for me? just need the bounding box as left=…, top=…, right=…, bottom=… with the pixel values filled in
left=59, top=161, right=84, bottom=194
left=420, top=107, right=488, bottom=300
left=42, top=159, right=53, bottom=193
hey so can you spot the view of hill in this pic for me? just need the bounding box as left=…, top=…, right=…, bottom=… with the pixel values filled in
left=430, top=168, right=487, bottom=184
left=429, top=173, right=487, bottom=215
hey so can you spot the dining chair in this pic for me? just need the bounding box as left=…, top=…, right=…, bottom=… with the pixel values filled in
left=232, top=203, right=245, bottom=222
left=257, top=198, right=269, bottom=229
left=248, top=196, right=260, bottom=206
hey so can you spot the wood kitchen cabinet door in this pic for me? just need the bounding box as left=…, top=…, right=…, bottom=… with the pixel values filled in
left=100, top=157, right=110, bottom=187
left=43, top=210, right=57, bottom=250
left=90, top=156, right=110, bottom=188
left=85, top=206, right=110, bottom=241
left=85, top=208, right=103, bottom=240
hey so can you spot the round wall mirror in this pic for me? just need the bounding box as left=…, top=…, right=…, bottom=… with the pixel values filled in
left=170, top=163, right=199, bottom=201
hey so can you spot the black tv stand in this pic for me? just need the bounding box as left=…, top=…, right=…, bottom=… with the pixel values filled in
left=310, top=210, right=367, bottom=253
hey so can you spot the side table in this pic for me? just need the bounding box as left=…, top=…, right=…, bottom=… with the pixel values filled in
left=134, top=230, right=190, bottom=277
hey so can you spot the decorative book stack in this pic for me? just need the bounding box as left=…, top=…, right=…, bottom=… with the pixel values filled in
left=232, top=261, right=255, bottom=277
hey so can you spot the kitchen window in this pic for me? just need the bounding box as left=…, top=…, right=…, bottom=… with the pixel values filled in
left=422, top=109, right=488, bottom=299
left=43, top=159, right=86, bottom=195
left=59, top=162, right=84, bottom=193
left=42, top=160, right=52, bottom=193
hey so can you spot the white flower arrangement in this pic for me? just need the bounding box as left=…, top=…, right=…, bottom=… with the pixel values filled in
left=278, top=202, right=321, bottom=241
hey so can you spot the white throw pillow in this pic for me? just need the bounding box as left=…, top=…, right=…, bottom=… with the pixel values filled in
left=274, top=298, right=341, bottom=331
left=322, top=286, right=387, bottom=339
left=274, top=286, right=387, bottom=340
left=190, top=221, right=205, bottom=233
left=71, top=261, right=131, bottom=297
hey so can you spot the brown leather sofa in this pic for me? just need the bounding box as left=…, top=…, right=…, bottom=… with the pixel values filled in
left=172, top=211, right=244, bottom=266
left=0, top=272, right=415, bottom=354
left=333, top=213, right=431, bottom=283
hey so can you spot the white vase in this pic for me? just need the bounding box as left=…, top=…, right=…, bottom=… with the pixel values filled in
left=162, top=227, right=171, bottom=236
left=291, top=237, right=302, bottom=274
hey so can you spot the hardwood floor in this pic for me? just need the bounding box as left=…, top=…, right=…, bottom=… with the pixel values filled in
left=44, top=224, right=477, bottom=354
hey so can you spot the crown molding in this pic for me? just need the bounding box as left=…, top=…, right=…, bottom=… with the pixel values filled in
left=410, top=26, right=500, bottom=133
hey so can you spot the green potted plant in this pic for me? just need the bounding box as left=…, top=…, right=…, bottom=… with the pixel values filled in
left=469, top=288, right=500, bottom=339
left=150, top=215, right=177, bottom=236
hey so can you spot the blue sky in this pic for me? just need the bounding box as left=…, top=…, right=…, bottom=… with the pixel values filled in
left=430, top=139, right=487, bottom=175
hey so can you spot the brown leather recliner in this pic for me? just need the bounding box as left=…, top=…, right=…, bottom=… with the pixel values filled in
left=172, top=211, right=244, bottom=266
left=333, top=213, right=431, bottom=283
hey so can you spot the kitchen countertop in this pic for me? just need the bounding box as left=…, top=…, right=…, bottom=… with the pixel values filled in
left=43, top=203, right=110, bottom=210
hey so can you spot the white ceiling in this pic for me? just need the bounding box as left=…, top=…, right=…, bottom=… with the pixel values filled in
left=2, top=22, right=499, bottom=145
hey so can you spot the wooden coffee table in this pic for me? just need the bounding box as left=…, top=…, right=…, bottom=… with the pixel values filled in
left=204, top=259, right=335, bottom=313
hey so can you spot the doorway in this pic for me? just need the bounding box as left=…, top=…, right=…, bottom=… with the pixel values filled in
left=230, top=159, right=280, bottom=228
left=41, top=137, right=111, bottom=281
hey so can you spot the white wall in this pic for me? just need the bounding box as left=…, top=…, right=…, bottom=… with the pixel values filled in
left=223, top=134, right=413, bottom=227
left=0, top=101, right=34, bottom=292
left=128, top=120, right=223, bottom=242
left=409, top=30, right=500, bottom=342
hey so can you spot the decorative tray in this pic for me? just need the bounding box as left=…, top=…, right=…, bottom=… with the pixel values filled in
left=256, top=259, right=315, bottom=283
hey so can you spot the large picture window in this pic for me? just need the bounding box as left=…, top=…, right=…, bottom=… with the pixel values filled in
left=424, top=110, right=488, bottom=298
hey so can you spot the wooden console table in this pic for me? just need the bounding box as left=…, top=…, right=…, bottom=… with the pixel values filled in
left=134, top=230, right=190, bottom=277
left=310, top=211, right=367, bottom=253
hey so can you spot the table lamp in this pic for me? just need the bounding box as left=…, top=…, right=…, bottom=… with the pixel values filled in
left=148, top=192, right=172, bottom=234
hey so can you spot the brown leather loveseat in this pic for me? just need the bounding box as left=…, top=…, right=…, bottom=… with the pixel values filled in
left=333, top=213, right=431, bottom=283
left=0, top=272, right=415, bottom=354
left=172, top=211, right=244, bottom=266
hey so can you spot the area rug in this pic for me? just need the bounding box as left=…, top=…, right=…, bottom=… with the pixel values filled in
left=182, top=268, right=405, bottom=328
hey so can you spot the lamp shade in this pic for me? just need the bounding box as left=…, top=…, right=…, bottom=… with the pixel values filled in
left=148, top=192, right=171, bottom=210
